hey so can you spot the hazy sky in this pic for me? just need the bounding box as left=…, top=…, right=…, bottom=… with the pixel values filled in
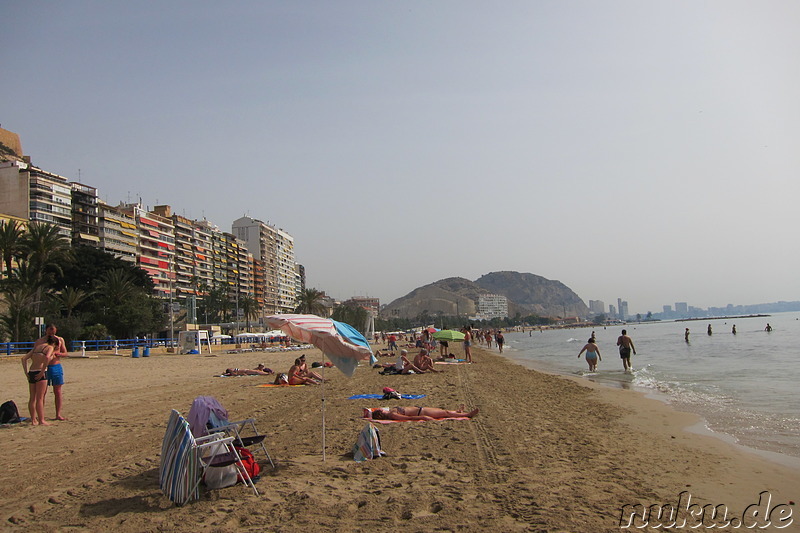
left=3, top=1, right=799, bottom=314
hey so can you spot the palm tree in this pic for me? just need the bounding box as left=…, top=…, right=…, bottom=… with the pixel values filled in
left=20, top=221, right=72, bottom=288
left=240, top=294, right=258, bottom=332
left=0, top=219, right=25, bottom=280
left=0, top=284, right=38, bottom=341
left=295, top=288, right=328, bottom=316
left=94, top=268, right=137, bottom=303
left=54, top=287, right=91, bottom=318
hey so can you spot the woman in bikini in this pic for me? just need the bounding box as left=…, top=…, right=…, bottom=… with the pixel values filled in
left=22, top=336, right=57, bottom=426
left=371, top=406, right=479, bottom=421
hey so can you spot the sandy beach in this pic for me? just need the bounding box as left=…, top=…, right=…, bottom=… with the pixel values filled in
left=1, top=343, right=797, bottom=532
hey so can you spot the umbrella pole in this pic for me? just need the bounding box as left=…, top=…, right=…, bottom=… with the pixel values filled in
left=321, top=352, right=326, bottom=462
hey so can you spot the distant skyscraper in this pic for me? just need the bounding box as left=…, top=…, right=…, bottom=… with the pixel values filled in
left=663, top=305, right=672, bottom=314
left=617, top=298, right=629, bottom=319
left=675, top=302, right=688, bottom=314
left=609, top=304, right=617, bottom=317
left=589, top=300, right=605, bottom=314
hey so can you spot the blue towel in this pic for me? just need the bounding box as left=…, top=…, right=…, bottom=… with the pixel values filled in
left=347, top=394, right=426, bottom=400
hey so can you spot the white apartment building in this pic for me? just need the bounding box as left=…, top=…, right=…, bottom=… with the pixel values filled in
left=232, top=216, right=297, bottom=314
left=476, top=294, right=508, bottom=320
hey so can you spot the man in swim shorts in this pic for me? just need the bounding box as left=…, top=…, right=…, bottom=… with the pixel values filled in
left=616, top=329, right=636, bottom=372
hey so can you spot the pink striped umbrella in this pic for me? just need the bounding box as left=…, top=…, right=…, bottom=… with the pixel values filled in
left=264, top=313, right=375, bottom=460
left=264, top=314, right=373, bottom=376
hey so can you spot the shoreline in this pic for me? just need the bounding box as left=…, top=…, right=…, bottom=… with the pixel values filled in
left=0, top=343, right=797, bottom=530
left=505, top=345, right=800, bottom=470
left=501, top=335, right=800, bottom=467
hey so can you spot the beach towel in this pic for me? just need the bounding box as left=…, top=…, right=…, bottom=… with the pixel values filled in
left=434, top=360, right=470, bottom=365
left=361, top=407, right=472, bottom=424
left=347, top=394, right=426, bottom=400
left=352, top=423, right=385, bottom=462
left=256, top=383, right=304, bottom=388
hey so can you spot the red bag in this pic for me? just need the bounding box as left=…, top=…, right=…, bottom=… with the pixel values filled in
left=234, top=447, right=261, bottom=482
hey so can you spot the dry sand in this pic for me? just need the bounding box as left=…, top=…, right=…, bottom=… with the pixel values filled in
left=0, top=343, right=797, bottom=532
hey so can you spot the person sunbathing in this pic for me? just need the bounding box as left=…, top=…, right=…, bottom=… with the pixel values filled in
left=413, top=349, right=440, bottom=372
left=224, top=367, right=273, bottom=376
left=297, top=354, right=325, bottom=381
left=371, top=406, right=479, bottom=421
left=288, top=359, right=319, bottom=385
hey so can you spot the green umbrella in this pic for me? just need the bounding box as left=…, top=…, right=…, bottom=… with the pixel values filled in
left=432, top=329, right=465, bottom=342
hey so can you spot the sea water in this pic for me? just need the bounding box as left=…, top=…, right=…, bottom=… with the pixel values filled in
left=501, top=311, right=800, bottom=460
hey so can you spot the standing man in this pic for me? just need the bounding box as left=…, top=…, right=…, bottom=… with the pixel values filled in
left=462, top=326, right=473, bottom=363
left=616, top=329, right=636, bottom=373
left=34, top=324, right=69, bottom=421
left=495, top=330, right=505, bottom=353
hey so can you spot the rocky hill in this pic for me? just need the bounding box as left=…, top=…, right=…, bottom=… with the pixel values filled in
left=382, top=271, right=588, bottom=319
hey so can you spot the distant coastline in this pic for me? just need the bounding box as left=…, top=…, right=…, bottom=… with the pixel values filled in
left=675, top=314, right=770, bottom=322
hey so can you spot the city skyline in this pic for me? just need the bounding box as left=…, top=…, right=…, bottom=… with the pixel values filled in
left=3, top=2, right=799, bottom=312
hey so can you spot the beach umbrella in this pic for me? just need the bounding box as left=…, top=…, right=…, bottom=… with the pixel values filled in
left=265, top=314, right=375, bottom=376
left=432, top=329, right=465, bottom=342
left=265, top=314, right=376, bottom=460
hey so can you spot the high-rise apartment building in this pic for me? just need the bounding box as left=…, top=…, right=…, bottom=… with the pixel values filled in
left=589, top=300, right=605, bottom=314
left=476, top=294, right=509, bottom=319
left=0, top=159, right=73, bottom=237
left=232, top=216, right=297, bottom=314
left=119, top=203, right=175, bottom=299
left=70, top=182, right=100, bottom=247
left=97, top=202, right=138, bottom=263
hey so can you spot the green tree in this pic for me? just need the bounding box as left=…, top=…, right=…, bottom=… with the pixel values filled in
left=21, top=222, right=72, bottom=283
left=240, top=294, right=259, bottom=331
left=0, top=219, right=25, bottom=280
left=294, top=288, right=327, bottom=316
left=331, top=304, right=368, bottom=333
left=54, top=287, right=91, bottom=319
left=0, top=284, right=38, bottom=341
left=94, top=269, right=138, bottom=303
left=55, top=245, right=153, bottom=293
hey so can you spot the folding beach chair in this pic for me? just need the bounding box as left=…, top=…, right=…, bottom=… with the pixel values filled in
left=159, top=410, right=259, bottom=505
left=207, top=410, right=275, bottom=469
left=187, top=396, right=275, bottom=469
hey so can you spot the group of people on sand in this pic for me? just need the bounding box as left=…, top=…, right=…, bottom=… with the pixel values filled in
left=577, top=329, right=636, bottom=373
left=377, top=349, right=441, bottom=375
left=275, top=354, right=326, bottom=385
left=21, top=324, right=69, bottom=426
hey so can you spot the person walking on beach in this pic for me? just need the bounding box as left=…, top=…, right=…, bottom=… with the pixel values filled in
left=707, top=324, right=712, bottom=335
left=34, top=324, right=69, bottom=421
left=732, top=324, right=737, bottom=335
left=685, top=328, right=690, bottom=342
left=578, top=337, right=601, bottom=372
left=495, top=331, right=505, bottom=353
left=616, top=329, right=636, bottom=372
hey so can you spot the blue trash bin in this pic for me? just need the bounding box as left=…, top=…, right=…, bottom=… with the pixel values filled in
left=132, top=346, right=140, bottom=358
left=143, top=346, right=150, bottom=357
